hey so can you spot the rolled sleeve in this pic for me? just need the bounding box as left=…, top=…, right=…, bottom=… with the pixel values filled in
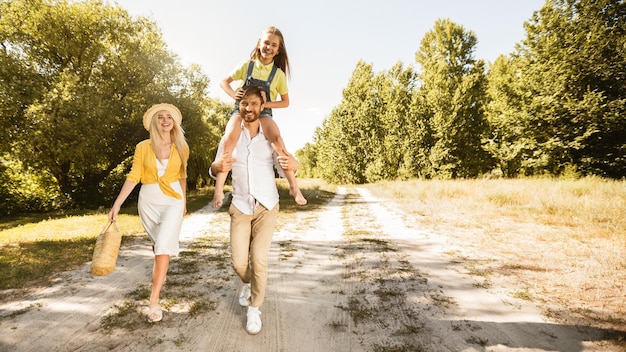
left=126, top=142, right=144, bottom=184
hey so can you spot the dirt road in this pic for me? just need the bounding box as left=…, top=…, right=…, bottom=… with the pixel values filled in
left=1, top=187, right=623, bottom=351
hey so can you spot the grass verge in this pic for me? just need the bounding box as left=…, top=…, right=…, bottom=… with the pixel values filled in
left=0, top=188, right=213, bottom=291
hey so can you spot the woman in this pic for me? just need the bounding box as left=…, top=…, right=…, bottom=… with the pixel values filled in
left=108, top=103, right=189, bottom=323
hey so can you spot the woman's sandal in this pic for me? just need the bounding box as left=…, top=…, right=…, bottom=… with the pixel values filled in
left=148, top=305, right=163, bottom=323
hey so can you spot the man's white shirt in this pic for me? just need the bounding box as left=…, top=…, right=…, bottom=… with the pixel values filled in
left=211, top=122, right=286, bottom=215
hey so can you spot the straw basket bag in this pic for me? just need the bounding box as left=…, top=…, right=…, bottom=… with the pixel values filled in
left=91, top=221, right=122, bottom=276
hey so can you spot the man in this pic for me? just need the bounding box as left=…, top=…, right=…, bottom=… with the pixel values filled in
left=209, top=85, right=299, bottom=335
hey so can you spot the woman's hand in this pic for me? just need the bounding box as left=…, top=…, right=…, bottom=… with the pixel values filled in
left=108, top=204, right=120, bottom=222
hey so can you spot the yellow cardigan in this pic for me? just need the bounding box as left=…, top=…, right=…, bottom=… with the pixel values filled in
left=126, top=140, right=189, bottom=199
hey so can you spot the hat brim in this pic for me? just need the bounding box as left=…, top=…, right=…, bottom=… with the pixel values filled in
left=143, top=103, right=182, bottom=131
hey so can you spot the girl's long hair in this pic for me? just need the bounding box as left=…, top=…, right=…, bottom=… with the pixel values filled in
left=149, top=111, right=189, bottom=170
left=250, top=26, right=290, bottom=79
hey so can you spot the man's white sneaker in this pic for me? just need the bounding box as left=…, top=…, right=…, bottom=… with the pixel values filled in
left=239, top=283, right=251, bottom=307
left=246, top=306, right=262, bottom=335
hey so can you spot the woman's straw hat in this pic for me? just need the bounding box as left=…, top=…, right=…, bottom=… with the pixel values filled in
left=142, top=103, right=182, bottom=131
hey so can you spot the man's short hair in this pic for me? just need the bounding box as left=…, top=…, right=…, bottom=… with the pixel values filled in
left=242, top=85, right=265, bottom=104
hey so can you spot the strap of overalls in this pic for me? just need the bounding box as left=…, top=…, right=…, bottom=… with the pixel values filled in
left=246, top=61, right=278, bottom=102
left=246, top=60, right=255, bottom=78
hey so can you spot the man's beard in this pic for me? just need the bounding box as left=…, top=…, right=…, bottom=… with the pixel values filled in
left=242, top=112, right=259, bottom=123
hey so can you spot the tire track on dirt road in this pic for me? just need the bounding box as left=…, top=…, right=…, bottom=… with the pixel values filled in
left=265, top=186, right=359, bottom=351
left=334, top=187, right=448, bottom=351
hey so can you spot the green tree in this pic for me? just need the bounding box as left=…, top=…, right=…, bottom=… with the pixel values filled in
left=518, top=0, right=626, bottom=177
left=0, top=0, right=216, bottom=208
left=196, top=97, right=232, bottom=187
left=164, top=64, right=222, bottom=190
left=366, top=62, right=416, bottom=182
left=294, top=141, right=318, bottom=179
left=0, top=154, right=62, bottom=214
left=484, top=55, right=536, bottom=177
left=312, top=61, right=420, bottom=183
left=415, top=18, right=492, bottom=178
left=315, top=61, right=380, bottom=184
left=403, top=88, right=434, bottom=178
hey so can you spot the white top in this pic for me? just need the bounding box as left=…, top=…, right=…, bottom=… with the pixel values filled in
left=210, top=122, right=285, bottom=215
left=156, top=158, right=169, bottom=178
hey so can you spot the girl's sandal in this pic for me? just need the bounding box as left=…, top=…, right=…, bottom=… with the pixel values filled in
left=148, top=305, right=163, bottom=323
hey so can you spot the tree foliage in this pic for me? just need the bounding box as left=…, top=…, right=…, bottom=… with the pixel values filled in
left=312, top=61, right=417, bottom=184
left=0, top=0, right=220, bottom=210
left=306, top=19, right=490, bottom=182
left=416, top=19, right=492, bottom=178
left=300, top=0, right=625, bottom=183
left=2, top=0, right=625, bottom=213
left=483, top=55, right=536, bottom=177
left=314, top=61, right=378, bottom=184
left=368, top=62, right=416, bottom=181
left=515, top=0, right=626, bottom=177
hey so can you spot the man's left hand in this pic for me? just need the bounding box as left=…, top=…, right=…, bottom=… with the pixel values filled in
left=272, top=143, right=299, bottom=172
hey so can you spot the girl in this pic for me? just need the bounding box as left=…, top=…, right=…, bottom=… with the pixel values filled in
left=108, top=103, right=189, bottom=323
left=212, top=26, right=307, bottom=208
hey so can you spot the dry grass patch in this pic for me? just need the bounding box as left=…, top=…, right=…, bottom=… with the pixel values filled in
left=364, top=177, right=626, bottom=332
left=275, top=178, right=338, bottom=212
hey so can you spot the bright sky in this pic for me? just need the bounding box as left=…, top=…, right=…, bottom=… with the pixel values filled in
left=113, top=0, right=545, bottom=151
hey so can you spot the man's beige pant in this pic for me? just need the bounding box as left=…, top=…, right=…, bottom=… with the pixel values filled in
left=229, top=203, right=279, bottom=308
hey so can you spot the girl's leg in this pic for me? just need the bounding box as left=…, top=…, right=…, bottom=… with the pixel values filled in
left=213, top=113, right=243, bottom=208
left=260, top=118, right=307, bottom=205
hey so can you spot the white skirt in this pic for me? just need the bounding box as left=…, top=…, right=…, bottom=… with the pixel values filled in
left=137, top=182, right=184, bottom=256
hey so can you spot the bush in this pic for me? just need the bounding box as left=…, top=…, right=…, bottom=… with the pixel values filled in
left=0, top=156, right=64, bottom=215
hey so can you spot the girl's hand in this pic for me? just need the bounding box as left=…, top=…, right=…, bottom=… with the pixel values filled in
left=234, top=88, right=244, bottom=101
left=212, top=191, right=225, bottom=208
